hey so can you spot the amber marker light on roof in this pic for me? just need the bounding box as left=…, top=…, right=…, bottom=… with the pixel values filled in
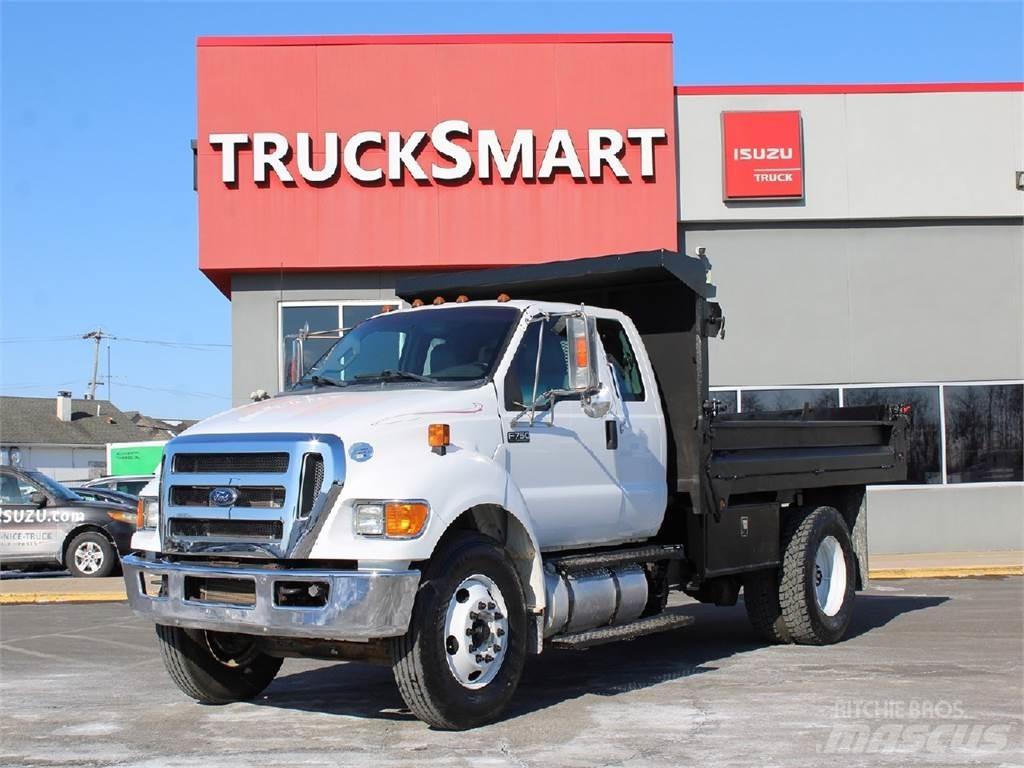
left=497, top=293, right=511, bottom=302
left=412, top=299, right=424, bottom=307
left=455, top=295, right=469, bottom=303
left=433, top=296, right=446, bottom=305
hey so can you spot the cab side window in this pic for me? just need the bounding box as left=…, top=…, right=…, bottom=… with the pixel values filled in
left=596, top=319, right=645, bottom=402
left=504, top=319, right=570, bottom=411
left=0, top=473, right=36, bottom=505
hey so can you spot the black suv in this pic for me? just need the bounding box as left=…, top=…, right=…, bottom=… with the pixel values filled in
left=0, top=467, right=136, bottom=577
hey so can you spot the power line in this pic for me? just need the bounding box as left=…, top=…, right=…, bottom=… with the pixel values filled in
left=0, top=334, right=230, bottom=349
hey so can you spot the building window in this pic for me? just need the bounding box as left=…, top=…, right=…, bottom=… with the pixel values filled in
left=943, top=384, right=1024, bottom=484
left=844, top=386, right=942, bottom=484
left=741, top=387, right=839, bottom=413
left=709, top=389, right=738, bottom=414
left=596, top=319, right=645, bottom=401
left=280, top=302, right=399, bottom=389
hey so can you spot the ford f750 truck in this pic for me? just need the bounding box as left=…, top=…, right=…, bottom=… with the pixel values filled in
left=124, top=251, right=908, bottom=729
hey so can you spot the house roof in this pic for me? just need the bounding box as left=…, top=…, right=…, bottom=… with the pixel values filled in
left=0, top=397, right=169, bottom=446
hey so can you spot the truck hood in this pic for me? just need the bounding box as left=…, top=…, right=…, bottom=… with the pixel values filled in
left=183, top=386, right=492, bottom=439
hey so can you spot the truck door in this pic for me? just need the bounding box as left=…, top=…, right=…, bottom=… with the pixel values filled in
left=498, top=316, right=624, bottom=549
left=595, top=316, right=668, bottom=538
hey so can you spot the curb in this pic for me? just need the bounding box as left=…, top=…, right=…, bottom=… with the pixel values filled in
left=0, top=591, right=127, bottom=606
left=869, top=566, right=1024, bottom=580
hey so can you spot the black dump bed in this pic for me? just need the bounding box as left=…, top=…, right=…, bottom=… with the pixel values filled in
left=397, top=251, right=908, bottom=514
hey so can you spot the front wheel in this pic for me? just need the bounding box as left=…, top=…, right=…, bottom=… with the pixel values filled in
left=391, top=532, right=527, bottom=729
left=155, top=625, right=283, bottom=704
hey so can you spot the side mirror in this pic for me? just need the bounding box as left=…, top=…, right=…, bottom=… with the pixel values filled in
left=28, top=491, right=47, bottom=508
left=566, top=314, right=600, bottom=393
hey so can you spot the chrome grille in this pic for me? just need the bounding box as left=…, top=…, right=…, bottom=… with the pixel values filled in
left=169, top=486, right=285, bottom=509
left=173, top=452, right=289, bottom=474
left=169, top=518, right=283, bottom=540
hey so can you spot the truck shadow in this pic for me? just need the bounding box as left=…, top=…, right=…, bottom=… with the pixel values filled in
left=255, top=592, right=948, bottom=724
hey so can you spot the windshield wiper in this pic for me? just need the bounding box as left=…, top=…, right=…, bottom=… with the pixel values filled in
left=308, top=374, right=347, bottom=388
left=354, top=369, right=438, bottom=384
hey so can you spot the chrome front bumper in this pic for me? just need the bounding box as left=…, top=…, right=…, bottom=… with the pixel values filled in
left=122, top=554, right=420, bottom=641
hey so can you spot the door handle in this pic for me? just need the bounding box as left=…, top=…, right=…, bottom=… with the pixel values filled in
left=605, top=420, right=618, bottom=450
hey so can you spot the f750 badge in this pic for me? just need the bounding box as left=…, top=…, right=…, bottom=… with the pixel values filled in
left=507, top=431, right=530, bottom=444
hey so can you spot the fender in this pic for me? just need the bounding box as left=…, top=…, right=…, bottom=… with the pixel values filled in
left=309, top=444, right=547, bottom=610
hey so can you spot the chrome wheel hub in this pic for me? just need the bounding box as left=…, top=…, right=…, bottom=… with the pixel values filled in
left=74, top=541, right=104, bottom=574
left=443, top=574, right=509, bottom=689
left=813, top=535, right=847, bottom=617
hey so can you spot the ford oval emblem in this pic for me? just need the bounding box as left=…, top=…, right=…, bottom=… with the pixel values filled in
left=209, top=487, right=239, bottom=507
left=349, top=442, right=374, bottom=462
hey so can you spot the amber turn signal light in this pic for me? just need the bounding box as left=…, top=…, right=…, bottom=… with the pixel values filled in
left=385, top=502, right=429, bottom=537
left=575, top=335, right=589, bottom=368
left=136, top=498, right=145, bottom=529
left=428, top=423, right=450, bottom=448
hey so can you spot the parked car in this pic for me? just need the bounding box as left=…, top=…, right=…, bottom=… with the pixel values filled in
left=0, top=467, right=136, bottom=577
left=80, top=474, right=153, bottom=497
left=70, top=486, right=138, bottom=507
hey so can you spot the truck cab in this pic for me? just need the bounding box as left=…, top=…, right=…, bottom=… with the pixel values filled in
left=124, top=251, right=908, bottom=729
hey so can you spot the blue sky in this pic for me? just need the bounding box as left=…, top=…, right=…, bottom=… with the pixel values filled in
left=2, top=1, right=1021, bottom=419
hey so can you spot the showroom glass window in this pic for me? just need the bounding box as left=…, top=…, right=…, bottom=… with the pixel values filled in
left=741, top=388, right=839, bottom=413
left=844, top=386, right=942, bottom=484
left=943, top=384, right=1023, bottom=483
left=280, top=303, right=398, bottom=387
left=710, top=389, right=739, bottom=414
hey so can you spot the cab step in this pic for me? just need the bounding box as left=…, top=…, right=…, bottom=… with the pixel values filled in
left=549, top=609, right=695, bottom=650
left=548, top=544, right=685, bottom=575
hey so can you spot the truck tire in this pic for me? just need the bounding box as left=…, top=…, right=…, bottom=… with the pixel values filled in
left=65, top=531, right=117, bottom=578
left=743, top=570, right=791, bottom=644
left=391, top=532, right=527, bottom=730
left=155, top=624, right=283, bottom=704
left=778, top=506, right=856, bottom=645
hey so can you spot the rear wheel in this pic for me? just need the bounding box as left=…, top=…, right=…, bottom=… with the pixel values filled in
left=155, top=625, right=283, bottom=704
left=778, top=506, right=856, bottom=645
left=391, top=532, right=527, bottom=729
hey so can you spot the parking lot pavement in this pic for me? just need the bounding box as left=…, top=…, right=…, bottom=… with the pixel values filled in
left=1, top=578, right=1020, bottom=768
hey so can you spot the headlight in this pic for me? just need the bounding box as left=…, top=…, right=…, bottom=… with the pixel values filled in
left=353, top=501, right=429, bottom=538
left=136, top=496, right=159, bottom=529
left=106, top=509, right=137, bottom=526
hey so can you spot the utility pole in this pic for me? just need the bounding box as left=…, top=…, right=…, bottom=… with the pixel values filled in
left=82, top=330, right=109, bottom=400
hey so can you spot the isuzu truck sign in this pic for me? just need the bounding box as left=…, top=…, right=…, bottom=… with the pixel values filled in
left=209, top=122, right=666, bottom=185
left=721, top=111, right=804, bottom=200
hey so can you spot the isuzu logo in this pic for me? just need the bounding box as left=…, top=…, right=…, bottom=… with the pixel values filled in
left=209, top=487, right=239, bottom=507
left=209, top=122, right=666, bottom=186
left=732, top=147, right=794, bottom=161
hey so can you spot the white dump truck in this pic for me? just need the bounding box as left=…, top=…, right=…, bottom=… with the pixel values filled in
left=124, top=251, right=908, bottom=729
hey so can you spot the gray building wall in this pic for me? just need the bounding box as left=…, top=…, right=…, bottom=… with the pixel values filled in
left=691, top=221, right=1024, bottom=387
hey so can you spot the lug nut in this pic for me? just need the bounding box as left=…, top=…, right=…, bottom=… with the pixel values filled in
left=475, top=654, right=484, bottom=663
left=478, top=601, right=486, bottom=610
left=493, top=644, right=501, bottom=652
left=487, top=602, right=495, bottom=610
left=496, top=627, right=504, bottom=636
left=469, top=611, right=479, bottom=620
left=494, top=611, right=503, bottom=620
left=466, top=628, right=473, bottom=636
left=484, top=654, right=494, bottom=663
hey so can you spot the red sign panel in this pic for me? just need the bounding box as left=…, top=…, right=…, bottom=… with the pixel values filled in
left=721, top=111, right=803, bottom=200
left=196, top=34, right=679, bottom=296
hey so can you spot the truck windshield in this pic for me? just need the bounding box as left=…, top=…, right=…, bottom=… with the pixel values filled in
left=296, top=306, right=520, bottom=388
